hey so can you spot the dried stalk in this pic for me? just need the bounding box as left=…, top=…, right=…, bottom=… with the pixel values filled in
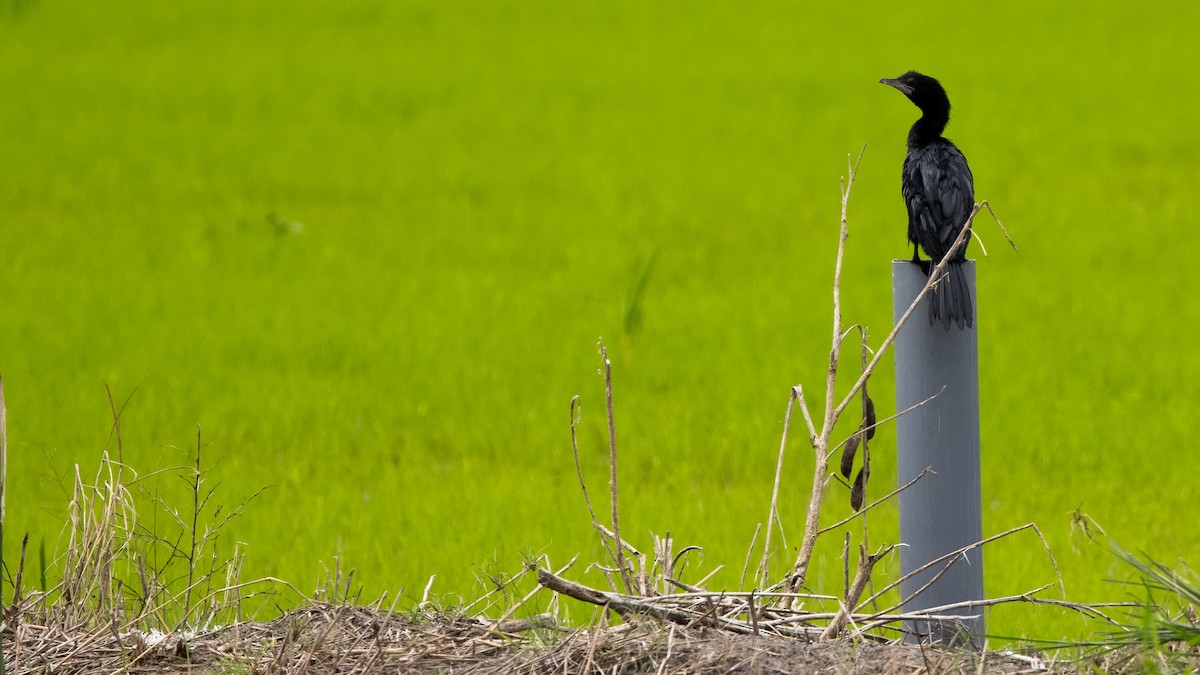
left=183, top=425, right=204, bottom=626
left=821, top=543, right=896, bottom=639
left=816, top=468, right=931, bottom=536
left=569, top=395, right=622, bottom=576
left=599, top=343, right=633, bottom=595
left=537, top=568, right=747, bottom=633
left=858, top=522, right=1062, bottom=616
left=757, top=387, right=800, bottom=587
left=740, top=523, right=761, bottom=591
left=783, top=147, right=867, bottom=597
left=827, top=387, right=945, bottom=461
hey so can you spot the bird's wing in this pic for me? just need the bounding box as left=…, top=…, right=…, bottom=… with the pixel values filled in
left=911, top=144, right=974, bottom=255
left=901, top=155, right=928, bottom=243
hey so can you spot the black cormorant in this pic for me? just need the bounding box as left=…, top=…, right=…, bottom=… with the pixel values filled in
left=881, top=71, right=975, bottom=330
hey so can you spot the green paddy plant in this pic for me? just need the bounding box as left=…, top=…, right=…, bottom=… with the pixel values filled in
left=1080, top=544, right=1200, bottom=672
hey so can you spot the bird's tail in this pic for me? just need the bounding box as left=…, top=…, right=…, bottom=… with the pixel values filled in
left=928, top=261, right=974, bottom=330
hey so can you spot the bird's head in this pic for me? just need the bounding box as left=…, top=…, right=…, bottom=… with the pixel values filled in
left=880, top=71, right=951, bottom=115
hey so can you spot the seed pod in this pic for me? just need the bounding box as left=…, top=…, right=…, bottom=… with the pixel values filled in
left=840, top=432, right=860, bottom=479
left=851, top=467, right=867, bottom=511
left=863, top=393, right=877, bottom=440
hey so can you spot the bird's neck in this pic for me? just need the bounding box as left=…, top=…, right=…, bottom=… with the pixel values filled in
left=907, top=109, right=950, bottom=148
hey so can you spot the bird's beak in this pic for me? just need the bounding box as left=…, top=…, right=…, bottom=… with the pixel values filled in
left=880, top=78, right=913, bottom=96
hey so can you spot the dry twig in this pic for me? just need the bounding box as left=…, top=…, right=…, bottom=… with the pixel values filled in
left=598, top=342, right=634, bottom=595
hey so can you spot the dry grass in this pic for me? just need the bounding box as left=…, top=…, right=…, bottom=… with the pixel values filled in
left=4, top=599, right=1056, bottom=674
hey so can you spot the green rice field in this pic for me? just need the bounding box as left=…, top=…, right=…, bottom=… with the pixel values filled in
left=2, top=0, right=1198, bottom=641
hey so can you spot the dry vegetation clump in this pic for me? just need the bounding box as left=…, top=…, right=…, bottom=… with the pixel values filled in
left=5, top=594, right=1199, bottom=673
left=488, top=619, right=1047, bottom=675
left=3, top=600, right=1051, bottom=674
left=2, top=601, right=514, bottom=673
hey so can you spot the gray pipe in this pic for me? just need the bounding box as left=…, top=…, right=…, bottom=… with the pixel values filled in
left=892, top=260, right=984, bottom=645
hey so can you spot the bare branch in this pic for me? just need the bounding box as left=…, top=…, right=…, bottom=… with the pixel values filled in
left=758, top=387, right=799, bottom=586
left=570, top=395, right=622, bottom=572
left=857, top=522, right=1048, bottom=614
left=827, top=387, right=945, bottom=462
left=981, top=201, right=1017, bottom=251
left=537, top=567, right=753, bottom=633
left=741, top=523, right=761, bottom=591
left=598, top=341, right=633, bottom=596
left=822, top=544, right=898, bottom=639
left=784, top=144, right=866, bottom=597
left=794, top=385, right=817, bottom=442
left=817, top=468, right=933, bottom=536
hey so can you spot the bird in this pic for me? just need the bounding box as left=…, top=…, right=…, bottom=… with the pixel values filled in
left=880, top=71, right=975, bottom=330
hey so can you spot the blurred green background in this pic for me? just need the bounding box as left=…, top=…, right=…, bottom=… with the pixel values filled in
left=2, top=0, right=1197, bottom=639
